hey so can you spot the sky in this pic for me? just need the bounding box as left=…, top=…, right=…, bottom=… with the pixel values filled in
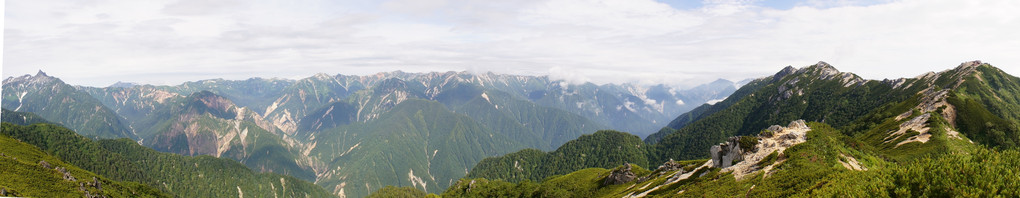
left=3, top=0, right=1019, bottom=88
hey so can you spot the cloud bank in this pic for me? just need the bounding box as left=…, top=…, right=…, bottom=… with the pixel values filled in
left=4, top=0, right=1018, bottom=87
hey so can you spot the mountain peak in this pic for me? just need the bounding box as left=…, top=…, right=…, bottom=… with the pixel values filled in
left=800, top=61, right=840, bottom=74
left=956, top=60, right=983, bottom=69
left=108, top=81, right=139, bottom=88
left=36, top=70, right=49, bottom=77
left=771, top=66, right=798, bottom=82
left=312, top=73, right=333, bottom=80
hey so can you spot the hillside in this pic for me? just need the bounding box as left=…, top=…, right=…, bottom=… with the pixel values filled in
left=306, top=99, right=526, bottom=197
left=135, top=91, right=317, bottom=181
left=0, top=121, right=335, bottom=198
left=465, top=130, right=649, bottom=183
left=0, top=132, right=167, bottom=197
left=440, top=122, right=1018, bottom=197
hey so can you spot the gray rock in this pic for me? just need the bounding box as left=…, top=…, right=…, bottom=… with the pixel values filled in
left=768, top=125, right=784, bottom=134
left=57, top=167, right=76, bottom=181
left=89, top=177, right=102, bottom=191
left=772, top=66, right=798, bottom=83
left=603, top=164, right=636, bottom=185
left=711, top=137, right=743, bottom=168
left=788, top=120, right=807, bottom=129
left=39, top=160, right=52, bottom=169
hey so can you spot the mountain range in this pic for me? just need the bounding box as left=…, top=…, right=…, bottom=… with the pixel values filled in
left=437, top=60, right=1020, bottom=197
left=5, top=60, right=1018, bottom=197
left=2, top=70, right=735, bottom=197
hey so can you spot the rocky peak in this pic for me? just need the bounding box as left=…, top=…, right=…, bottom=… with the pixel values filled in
left=930, top=60, right=987, bottom=90
left=4, top=70, right=60, bottom=86
left=772, top=66, right=798, bottom=82
left=373, top=78, right=411, bottom=93
left=312, top=73, right=333, bottom=80
left=186, top=91, right=239, bottom=119
left=108, top=81, right=139, bottom=88
left=799, top=61, right=863, bottom=85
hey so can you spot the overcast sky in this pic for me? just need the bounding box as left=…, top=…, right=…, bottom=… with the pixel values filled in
left=3, top=0, right=1019, bottom=88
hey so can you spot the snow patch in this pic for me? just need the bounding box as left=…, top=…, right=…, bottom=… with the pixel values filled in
left=15, top=92, right=26, bottom=111
left=675, top=99, right=685, bottom=105
left=481, top=93, right=491, bottom=103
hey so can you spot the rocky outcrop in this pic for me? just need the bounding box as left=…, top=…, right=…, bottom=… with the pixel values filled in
left=636, top=159, right=686, bottom=183
left=604, top=164, right=637, bottom=185
left=88, top=177, right=103, bottom=191
left=39, top=160, right=51, bottom=169
left=711, top=137, right=743, bottom=168
left=56, top=166, right=76, bottom=181
left=718, top=120, right=810, bottom=180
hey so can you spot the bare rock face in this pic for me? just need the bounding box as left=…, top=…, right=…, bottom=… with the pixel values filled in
left=604, top=163, right=636, bottom=185
left=772, top=66, right=798, bottom=83
left=711, top=137, right=743, bottom=168
left=788, top=120, right=808, bottom=130
left=39, top=160, right=52, bottom=169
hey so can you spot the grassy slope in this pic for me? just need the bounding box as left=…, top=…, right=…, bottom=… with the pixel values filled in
left=0, top=122, right=335, bottom=198
left=466, top=130, right=648, bottom=183
left=0, top=134, right=167, bottom=197
left=433, top=123, right=1019, bottom=197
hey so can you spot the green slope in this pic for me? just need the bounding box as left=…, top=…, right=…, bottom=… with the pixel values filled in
left=0, top=133, right=167, bottom=197
left=650, top=62, right=927, bottom=162
left=0, top=122, right=335, bottom=198
left=435, top=83, right=607, bottom=150
left=436, top=123, right=1019, bottom=197
left=307, top=99, right=526, bottom=197
left=2, top=108, right=54, bottom=126
left=465, top=130, right=648, bottom=183
left=136, top=91, right=316, bottom=181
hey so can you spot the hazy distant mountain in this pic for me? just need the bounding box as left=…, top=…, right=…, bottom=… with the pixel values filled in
left=108, top=81, right=139, bottom=88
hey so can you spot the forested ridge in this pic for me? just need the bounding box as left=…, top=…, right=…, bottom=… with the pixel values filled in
left=0, top=122, right=335, bottom=198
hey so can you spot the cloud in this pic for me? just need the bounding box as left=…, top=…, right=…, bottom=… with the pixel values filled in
left=3, top=0, right=1019, bottom=88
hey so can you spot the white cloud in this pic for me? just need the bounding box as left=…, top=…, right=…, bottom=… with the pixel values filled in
left=3, top=0, right=1019, bottom=87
